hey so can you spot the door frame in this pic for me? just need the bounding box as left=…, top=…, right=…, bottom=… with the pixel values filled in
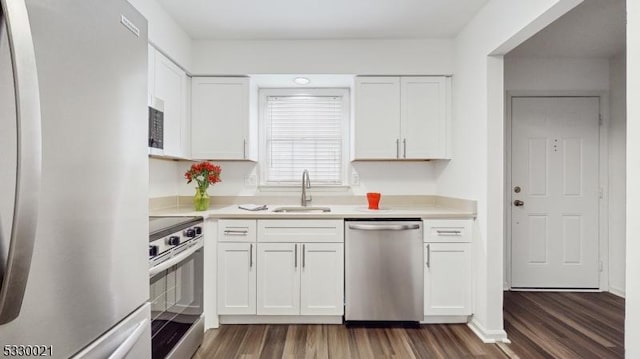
left=504, top=91, right=610, bottom=291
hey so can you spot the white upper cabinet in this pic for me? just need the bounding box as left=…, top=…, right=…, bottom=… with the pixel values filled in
left=148, top=46, right=190, bottom=159
left=191, top=77, right=253, bottom=160
left=353, top=77, right=401, bottom=159
left=401, top=77, right=449, bottom=159
left=354, top=76, right=451, bottom=160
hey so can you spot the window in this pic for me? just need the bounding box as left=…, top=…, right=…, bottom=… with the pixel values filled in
left=259, top=89, right=349, bottom=187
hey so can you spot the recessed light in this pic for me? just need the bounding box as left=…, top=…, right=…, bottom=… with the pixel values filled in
left=293, top=77, right=310, bottom=85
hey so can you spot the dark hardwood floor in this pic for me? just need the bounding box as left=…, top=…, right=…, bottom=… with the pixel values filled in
left=502, top=291, right=625, bottom=359
left=194, top=292, right=625, bottom=359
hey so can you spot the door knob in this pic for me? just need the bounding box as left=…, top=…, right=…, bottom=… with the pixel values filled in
left=513, top=200, right=524, bottom=207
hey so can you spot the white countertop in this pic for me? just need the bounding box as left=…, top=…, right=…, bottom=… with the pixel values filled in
left=149, top=204, right=475, bottom=219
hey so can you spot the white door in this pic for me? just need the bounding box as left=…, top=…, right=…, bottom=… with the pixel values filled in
left=511, top=97, right=600, bottom=288
left=401, top=77, right=448, bottom=159
left=300, top=243, right=344, bottom=316
left=424, top=243, right=472, bottom=316
left=217, top=243, right=256, bottom=314
left=353, top=76, right=401, bottom=159
left=257, top=243, right=300, bottom=315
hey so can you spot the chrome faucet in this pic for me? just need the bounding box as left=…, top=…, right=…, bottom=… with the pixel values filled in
left=301, top=169, right=312, bottom=206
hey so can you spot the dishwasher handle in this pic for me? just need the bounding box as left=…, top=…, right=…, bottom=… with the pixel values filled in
left=348, top=223, right=420, bottom=231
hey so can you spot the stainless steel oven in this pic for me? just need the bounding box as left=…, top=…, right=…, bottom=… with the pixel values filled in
left=149, top=216, right=204, bottom=359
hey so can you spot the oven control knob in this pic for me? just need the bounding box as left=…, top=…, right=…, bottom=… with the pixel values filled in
left=149, top=245, right=159, bottom=257
left=185, top=229, right=196, bottom=238
left=194, top=226, right=202, bottom=235
left=168, top=236, right=181, bottom=246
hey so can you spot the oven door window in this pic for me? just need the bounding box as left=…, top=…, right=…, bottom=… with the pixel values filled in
left=150, top=247, right=203, bottom=359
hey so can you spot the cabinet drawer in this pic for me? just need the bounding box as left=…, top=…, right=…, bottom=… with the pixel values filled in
left=218, top=219, right=257, bottom=242
left=423, top=219, right=472, bottom=243
left=258, top=220, right=344, bottom=243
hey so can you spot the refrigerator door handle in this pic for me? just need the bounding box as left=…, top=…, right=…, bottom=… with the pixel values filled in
left=0, top=0, right=42, bottom=324
left=107, top=318, right=148, bottom=359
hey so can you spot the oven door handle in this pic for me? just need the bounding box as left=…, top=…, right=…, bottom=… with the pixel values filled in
left=149, top=241, right=203, bottom=277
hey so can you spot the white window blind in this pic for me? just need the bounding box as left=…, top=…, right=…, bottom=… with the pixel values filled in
left=264, top=95, right=345, bottom=185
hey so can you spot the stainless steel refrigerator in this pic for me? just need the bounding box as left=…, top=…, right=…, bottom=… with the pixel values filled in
left=0, top=0, right=151, bottom=358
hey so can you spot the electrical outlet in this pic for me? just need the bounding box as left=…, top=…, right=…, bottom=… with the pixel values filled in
left=244, top=174, right=257, bottom=186
left=351, top=172, right=360, bottom=186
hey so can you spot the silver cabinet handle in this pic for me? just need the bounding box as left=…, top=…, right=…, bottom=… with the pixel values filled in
left=348, top=224, right=420, bottom=231
left=294, top=244, right=297, bottom=268
left=302, top=244, right=305, bottom=268
left=0, top=0, right=43, bottom=325
left=107, top=319, right=148, bottom=359
left=224, top=229, right=249, bottom=236
left=249, top=243, right=253, bottom=268
left=403, top=138, right=407, bottom=158
left=396, top=139, right=400, bottom=158
left=426, top=244, right=430, bottom=268
left=436, top=230, right=462, bottom=236
left=243, top=139, right=246, bottom=159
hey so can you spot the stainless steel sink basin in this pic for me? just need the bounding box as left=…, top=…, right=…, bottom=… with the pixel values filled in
left=272, top=206, right=331, bottom=213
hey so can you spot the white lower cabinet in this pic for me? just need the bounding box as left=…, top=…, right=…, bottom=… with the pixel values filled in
left=300, top=243, right=344, bottom=316
left=217, top=219, right=344, bottom=322
left=423, top=219, right=473, bottom=320
left=217, top=242, right=256, bottom=315
left=256, top=242, right=344, bottom=316
left=424, top=243, right=472, bottom=316
left=257, top=243, right=300, bottom=315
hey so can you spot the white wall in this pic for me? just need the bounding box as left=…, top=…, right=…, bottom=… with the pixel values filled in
left=149, top=158, right=180, bottom=198
left=505, top=57, right=610, bottom=91
left=609, top=52, right=627, bottom=296
left=436, top=0, right=582, bottom=342
left=626, top=0, right=640, bottom=356
left=149, top=159, right=439, bottom=198
left=127, top=0, right=192, bottom=70
left=191, top=39, right=454, bottom=75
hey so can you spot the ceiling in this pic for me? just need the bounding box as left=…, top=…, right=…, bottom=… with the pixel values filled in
left=508, top=0, right=626, bottom=58
left=156, top=0, right=489, bottom=40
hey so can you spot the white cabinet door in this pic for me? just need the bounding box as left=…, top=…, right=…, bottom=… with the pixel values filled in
left=191, top=77, right=250, bottom=160
left=257, top=243, right=300, bottom=315
left=401, top=77, right=449, bottom=159
left=154, top=51, right=187, bottom=158
left=353, top=77, right=401, bottom=159
left=147, top=44, right=155, bottom=106
left=217, top=243, right=256, bottom=315
left=424, top=243, right=472, bottom=316
left=300, top=243, right=344, bottom=316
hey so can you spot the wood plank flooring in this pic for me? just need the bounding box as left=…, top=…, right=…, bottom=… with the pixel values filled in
left=502, top=291, right=625, bottom=359
left=194, top=292, right=625, bottom=359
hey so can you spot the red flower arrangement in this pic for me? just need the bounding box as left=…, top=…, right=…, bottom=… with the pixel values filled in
left=185, top=161, right=221, bottom=211
left=185, top=161, right=222, bottom=191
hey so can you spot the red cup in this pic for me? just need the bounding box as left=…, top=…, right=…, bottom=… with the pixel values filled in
left=366, top=192, right=381, bottom=210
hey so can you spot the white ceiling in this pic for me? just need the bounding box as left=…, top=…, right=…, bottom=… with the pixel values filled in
left=508, top=0, right=626, bottom=58
left=156, top=0, right=489, bottom=40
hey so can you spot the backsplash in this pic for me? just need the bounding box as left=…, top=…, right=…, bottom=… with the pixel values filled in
left=149, top=157, right=440, bottom=198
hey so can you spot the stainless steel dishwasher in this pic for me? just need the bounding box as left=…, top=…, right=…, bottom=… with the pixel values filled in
left=345, top=219, right=423, bottom=325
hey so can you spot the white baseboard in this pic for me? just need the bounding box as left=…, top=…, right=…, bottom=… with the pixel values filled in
left=503, top=282, right=510, bottom=290
left=421, top=315, right=469, bottom=324
left=609, top=286, right=626, bottom=298
left=467, top=318, right=510, bottom=343
left=220, top=315, right=343, bottom=324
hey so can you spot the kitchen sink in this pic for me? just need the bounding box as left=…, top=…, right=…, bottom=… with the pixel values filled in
left=272, top=206, right=332, bottom=213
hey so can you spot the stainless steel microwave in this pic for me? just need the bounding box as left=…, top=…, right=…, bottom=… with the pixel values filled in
left=148, top=97, right=164, bottom=156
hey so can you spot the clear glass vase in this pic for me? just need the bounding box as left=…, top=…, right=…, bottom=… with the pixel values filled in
left=193, top=187, right=210, bottom=211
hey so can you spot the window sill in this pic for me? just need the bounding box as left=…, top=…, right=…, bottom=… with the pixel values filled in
left=258, top=185, right=351, bottom=193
